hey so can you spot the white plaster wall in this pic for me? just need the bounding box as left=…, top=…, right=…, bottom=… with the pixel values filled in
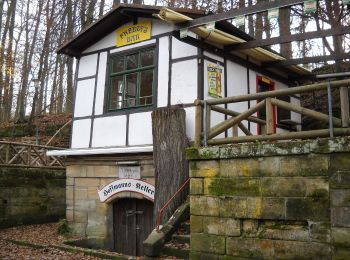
left=78, top=54, right=98, bottom=78
left=171, top=59, right=197, bottom=105
left=172, top=36, right=197, bottom=59
left=83, top=32, right=117, bottom=53
left=128, top=112, right=153, bottom=145
left=139, top=18, right=174, bottom=36
left=157, top=36, right=169, bottom=107
left=91, top=116, right=127, bottom=147
left=94, top=52, right=107, bottom=115
left=203, top=51, right=224, bottom=63
left=226, top=61, right=249, bottom=137
left=110, top=39, right=156, bottom=54
left=185, top=107, right=195, bottom=141
left=71, top=119, right=91, bottom=149
left=74, top=79, right=95, bottom=117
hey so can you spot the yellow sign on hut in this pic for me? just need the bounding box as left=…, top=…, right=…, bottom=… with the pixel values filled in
left=117, top=21, right=152, bottom=47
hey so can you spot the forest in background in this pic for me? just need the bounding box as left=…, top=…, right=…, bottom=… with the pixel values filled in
left=0, top=0, right=349, bottom=125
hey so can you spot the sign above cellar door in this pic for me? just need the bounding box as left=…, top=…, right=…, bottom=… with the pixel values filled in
left=118, top=166, right=141, bottom=179
left=116, top=20, right=152, bottom=47
left=97, top=179, right=155, bottom=202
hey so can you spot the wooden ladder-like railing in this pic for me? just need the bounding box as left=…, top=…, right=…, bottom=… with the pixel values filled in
left=0, top=141, right=65, bottom=169
left=194, top=79, right=350, bottom=146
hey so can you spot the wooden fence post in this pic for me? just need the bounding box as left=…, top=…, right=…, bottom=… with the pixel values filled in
left=340, top=86, right=349, bottom=127
left=194, top=100, right=202, bottom=147
left=266, top=98, right=274, bottom=135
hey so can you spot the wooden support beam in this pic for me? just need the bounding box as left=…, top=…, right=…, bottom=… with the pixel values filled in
left=238, top=122, right=252, bottom=136
left=225, top=26, right=350, bottom=51
left=266, top=98, right=274, bottom=135
left=176, top=0, right=304, bottom=29
left=194, top=101, right=202, bottom=147
left=211, top=105, right=266, bottom=125
left=209, top=101, right=265, bottom=139
left=340, top=86, right=350, bottom=127
left=263, top=53, right=350, bottom=67
left=270, top=98, right=343, bottom=127
left=232, top=124, right=238, bottom=137
left=208, top=128, right=350, bottom=145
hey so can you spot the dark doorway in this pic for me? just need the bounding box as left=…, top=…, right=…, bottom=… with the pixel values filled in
left=113, top=198, right=153, bottom=256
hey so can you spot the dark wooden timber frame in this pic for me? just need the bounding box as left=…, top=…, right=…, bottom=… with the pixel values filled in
left=176, top=0, right=304, bottom=29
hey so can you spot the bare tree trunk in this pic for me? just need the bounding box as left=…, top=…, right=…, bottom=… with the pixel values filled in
left=248, top=0, right=254, bottom=36
left=152, top=108, right=189, bottom=225
left=279, top=7, right=292, bottom=58
left=98, top=0, right=106, bottom=18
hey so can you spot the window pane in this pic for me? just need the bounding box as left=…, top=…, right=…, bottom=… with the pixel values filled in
left=111, top=56, right=124, bottom=73
left=139, top=70, right=153, bottom=106
left=141, top=49, right=154, bottom=67
left=110, top=76, right=123, bottom=110
left=125, top=73, right=138, bottom=108
left=126, top=53, right=138, bottom=70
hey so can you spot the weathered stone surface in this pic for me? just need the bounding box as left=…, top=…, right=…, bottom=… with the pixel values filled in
left=247, top=197, right=285, bottom=220
left=226, top=238, right=274, bottom=259
left=75, top=178, right=100, bottom=187
left=333, top=247, right=350, bottom=260
left=242, top=220, right=259, bottom=237
left=74, top=211, right=87, bottom=223
left=331, top=189, right=350, bottom=207
left=309, top=222, right=331, bottom=243
left=203, top=216, right=240, bottom=237
left=220, top=157, right=280, bottom=177
left=74, top=188, right=88, bottom=200
left=191, top=196, right=220, bottom=216
left=332, top=207, right=350, bottom=227
left=330, top=171, right=350, bottom=189
left=66, top=209, right=74, bottom=222
left=66, top=165, right=87, bottom=177
left=279, top=154, right=329, bottom=177
left=66, top=187, right=74, bottom=200
left=333, top=227, right=350, bottom=247
left=330, top=154, right=350, bottom=172
left=204, top=177, right=260, bottom=196
left=66, top=177, right=74, bottom=186
left=190, top=178, right=203, bottom=195
left=219, top=197, right=247, bottom=218
left=190, top=215, right=203, bottom=233
left=258, top=224, right=309, bottom=242
left=286, top=198, right=329, bottom=221
left=86, top=166, right=116, bottom=178
left=191, top=233, right=226, bottom=254
left=190, top=160, right=220, bottom=178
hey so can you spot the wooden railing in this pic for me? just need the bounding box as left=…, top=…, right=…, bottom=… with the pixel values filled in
left=0, top=141, right=65, bottom=169
left=194, top=79, right=350, bottom=146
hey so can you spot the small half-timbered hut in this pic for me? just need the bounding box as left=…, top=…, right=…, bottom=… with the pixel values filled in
left=49, top=4, right=310, bottom=256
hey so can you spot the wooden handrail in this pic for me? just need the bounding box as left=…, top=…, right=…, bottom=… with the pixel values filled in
left=156, top=177, right=190, bottom=232
left=194, top=79, right=350, bottom=146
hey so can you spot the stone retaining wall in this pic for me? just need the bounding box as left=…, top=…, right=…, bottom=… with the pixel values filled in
left=0, top=168, right=66, bottom=228
left=187, top=137, right=350, bottom=259
left=65, top=156, right=155, bottom=249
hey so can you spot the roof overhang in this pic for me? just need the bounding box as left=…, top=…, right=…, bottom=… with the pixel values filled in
left=47, top=145, right=153, bottom=157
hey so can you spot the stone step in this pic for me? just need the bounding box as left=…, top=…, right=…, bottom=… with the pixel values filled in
left=172, top=234, right=190, bottom=244
left=179, top=222, right=190, bottom=234
left=161, top=245, right=190, bottom=259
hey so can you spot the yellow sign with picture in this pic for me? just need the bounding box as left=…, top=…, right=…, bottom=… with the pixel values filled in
left=208, top=63, right=223, bottom=98
left=117, top=20, right=152, bottom=47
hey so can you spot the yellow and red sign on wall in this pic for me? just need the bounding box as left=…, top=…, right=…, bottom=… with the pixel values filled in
left=116, top=21, right=152, bottom=47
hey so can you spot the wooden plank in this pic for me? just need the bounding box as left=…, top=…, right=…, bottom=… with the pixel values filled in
left=209, top=101, right=266, bottom=139
left=263, top=53, right=350, bottom=67
left=199, top=79, right=350, bottom=106
left=340, top=86, right=350, bottom=127
left=208, top=128, right=350, bottom=145
left=232, top=124, right=238, bottom=137
left=270, top=98, right=342, bottom=127
left=194, top=102, right=202, bottom=147
left=211, top=105, right=266, bottom=125
left=205, top=103, right=211, bottom=144
left=225, top=26, right=350, bottom=51
left=238, top=122, right=253, bottom=136
left=176, top=0, right=304, bottom=29
left=266, top=98, right=274, bottom=135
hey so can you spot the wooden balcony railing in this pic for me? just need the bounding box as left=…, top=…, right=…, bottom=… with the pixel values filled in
left=194, top=79, right=350, bottom=146
left=0, top=141, right=65, bottom=169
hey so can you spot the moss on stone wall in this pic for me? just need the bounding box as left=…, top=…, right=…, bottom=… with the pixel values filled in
left=0, top=167, right=66, bottom=229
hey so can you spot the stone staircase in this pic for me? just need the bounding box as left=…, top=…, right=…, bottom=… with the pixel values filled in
left=161, top=220, right=190, bottom=259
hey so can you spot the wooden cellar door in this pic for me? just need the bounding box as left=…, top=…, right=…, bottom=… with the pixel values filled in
left=113, top=198, right=153, bottom=256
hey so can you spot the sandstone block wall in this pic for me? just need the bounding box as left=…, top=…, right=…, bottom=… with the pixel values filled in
left=0, top=168, right=66, bottom=228
left=66, top=156, right=155, bottom=249
left=187, top=137, right=350, bottom=259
